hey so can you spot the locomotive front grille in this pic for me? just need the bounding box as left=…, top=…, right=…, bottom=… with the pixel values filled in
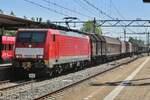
left=15, top=48, right=44, bottom=59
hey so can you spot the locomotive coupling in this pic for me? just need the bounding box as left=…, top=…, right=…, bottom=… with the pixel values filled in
left=22, top=62, right=32, bottom=70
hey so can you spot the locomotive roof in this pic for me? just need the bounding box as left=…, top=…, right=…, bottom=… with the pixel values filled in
left=59, top=30, right=88, bottom=38
left=18, top=28, right=88, bottom=39
left=103, top=36, right=121, bottom=45
left=18, top=29, right=49, bottom=31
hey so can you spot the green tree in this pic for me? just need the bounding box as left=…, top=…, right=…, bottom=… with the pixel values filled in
left=5, top=31, right=16, bottom=36
left=10, top=11, right=15, bottom=16
left=129, top=37, right=144, bottom=46
left=129, top=37, right=134, bottom=43
left=80, top=20, right=102, bottom=34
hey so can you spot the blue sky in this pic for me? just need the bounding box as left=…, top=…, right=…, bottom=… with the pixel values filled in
left=0, top=0, right=150, bottom=40
left=0, top=0, right=149, bottom=21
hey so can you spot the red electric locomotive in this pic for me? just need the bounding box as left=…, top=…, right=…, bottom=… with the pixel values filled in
left=1, top=36, right=15, bottom=63
left=13, top=29, right=91, bottom=74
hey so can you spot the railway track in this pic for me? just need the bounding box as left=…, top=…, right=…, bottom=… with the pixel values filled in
left=0, top=80, right=35, bottom=91
left=35, top=56, right=138, bottom=100
left=0, top=79, right=36, bottom=99
left=0, top=56, right=142, bottom=100
left=0, top=80, right=10, bottom=85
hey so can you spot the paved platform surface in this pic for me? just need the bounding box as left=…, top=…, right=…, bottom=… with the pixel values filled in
left=50, top=56, right=150, bottom=100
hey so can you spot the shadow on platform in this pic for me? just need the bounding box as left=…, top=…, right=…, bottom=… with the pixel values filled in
left=89, top=77, right=150, bottom=86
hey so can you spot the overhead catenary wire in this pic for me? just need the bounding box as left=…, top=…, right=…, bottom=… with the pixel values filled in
left=88, top=0, right=135, bottom=34
left=23, top=0, right=69, bottom=17
left=111, top=1, right=136, bottom=33
left=73, top=0, right=98, bottom=18
left=111, top=1, right=126, bottom=20
left=83, top=0, right=115, bottom=20
left=82, top=0, right=121, bottom=33
left=76, top=0, right=134, bottom=34
left=42, top=0, right=92, bottom=19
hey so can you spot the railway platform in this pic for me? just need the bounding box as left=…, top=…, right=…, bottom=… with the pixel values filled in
left=48, top=56, right=150, bottom=100
left=0, top=63, right=11, bottom=67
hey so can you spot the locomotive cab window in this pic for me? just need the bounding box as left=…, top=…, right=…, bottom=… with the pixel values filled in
left=17, top=31, right=47, bottom=43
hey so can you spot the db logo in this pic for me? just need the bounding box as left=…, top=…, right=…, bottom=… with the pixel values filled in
left=29, top=45, right=32, bottom=48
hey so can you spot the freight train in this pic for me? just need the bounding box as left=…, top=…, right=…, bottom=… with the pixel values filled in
left=0, top=35, right=15, bottom=63
left=12, top=28, right=148, bottom=76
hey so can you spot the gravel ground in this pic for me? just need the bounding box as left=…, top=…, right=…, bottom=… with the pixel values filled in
left=0, top=56, right=138, bottom=100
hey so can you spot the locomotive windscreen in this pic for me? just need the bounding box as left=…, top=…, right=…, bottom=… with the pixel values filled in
left=17, top=31, right=46, bottom=43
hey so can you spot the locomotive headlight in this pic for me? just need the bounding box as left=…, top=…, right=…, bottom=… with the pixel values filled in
left=16, top=55, right=19, bottom=58
left=16, top=54, right=22, bottom=58
left=37, top=55, right=43, bottom=59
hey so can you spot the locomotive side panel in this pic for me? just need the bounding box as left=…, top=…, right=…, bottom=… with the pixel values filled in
left=50, top=31, right=91, bottom=66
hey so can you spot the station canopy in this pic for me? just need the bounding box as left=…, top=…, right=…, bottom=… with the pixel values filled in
left=0, top=14, right=42, bottom=30
left=0, top=14, right=69, bottom=30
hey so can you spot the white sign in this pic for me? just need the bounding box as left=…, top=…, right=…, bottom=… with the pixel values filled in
left=29, top=73, right=36, bottom=79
